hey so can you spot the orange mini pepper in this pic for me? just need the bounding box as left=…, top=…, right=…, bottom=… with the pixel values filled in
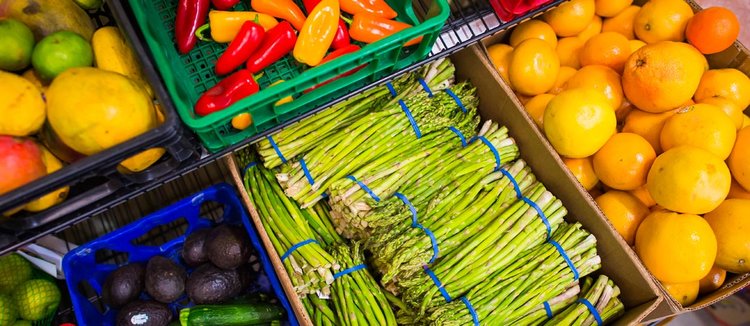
left=251, top=0, right=307, bottom=31
left=349, top=13, right=422, bottom=47
left=293, top=0, right=339, bottom=66
left=340, top=0, right=397, bottom=19
left=204, top=10, right=278, bottom=43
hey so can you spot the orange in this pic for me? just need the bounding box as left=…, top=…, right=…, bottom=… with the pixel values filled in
left=509, top=38, right=560, bottom=96
left=595, top=0, right=633, bottom=18
left=660, top=104, right=737, bottom=160
left=629, top=184, right=656, bottom=207
left=686, top=7, right=740, bottom=55
left=556, top=37, right=584, bottom=69
left=634, top=0, right=694, bottom=44
left=579, top=32, right=630, bottom=73
left=697, top=96, right=744, bottom=130
left=549, top=66, right=577, bottom=95
left=602, top=5, right=640, bottom=39
left=543, top=0, right=596, bottom=37
left=728, top=178, right=750, bottom=200
left=576, top=15, right=602, bottom=43
left=635, top=210, right=717, bottom=283
left=647, top=146, right=731, bottom=214
left=622, top=108, right=677, bottom=153
left=698, top=265, right=726, bottom=295
left=563, top=156, right=599, bottom=190
left=593, top=133, right=656, bottom=190
left=487, top=43, right=514, bottom=83
left=694, top=69, right=750, bottom=112
left=705, top=199, right=750, bottom=273
left=728, top=127, right=750, bottom=192
left=509, top=20, right=558, bottom=48
left=543, top=88, right=616, bottom=158
left=523, top=93, right=555, bottom=128
left=622, top=41, right=707, bottom=113
left=628, top=39, right=646, bottom=54
left=663, top=281, right=700, bottom=306
left=595, top=190, right=649, bottom=245
left=565, top=65, right=624, bottom=110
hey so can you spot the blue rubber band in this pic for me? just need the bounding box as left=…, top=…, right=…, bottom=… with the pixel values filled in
left=499, top=168, right=523, bottom=198
left=299, top=158, right=315, bottom=185
left=386, top=82, right=397, bottom=97
left=461, top=297, right=480, bottom=326
left=266, top=135, right=287, bottom=164
left=522, top=197, right=552, bottom=240
left=449, top=127, right=468, bottom=147
left=578, top=298, right=603, bottom=326
left=395, top=193, right=418, bottom=226
left=243, top=162, right=257, bottom=175
left=418, top=78, right=433, bottom=97
left=395, top=193, right=439, bottom=264
left=543, top=301, right=553, bottom=319
left=549, top=239, right=579, bottom=281
left=281, top=239, right=319, bottom=261
left=333, top=264, right=367, bottom=280
left=444, top=88, right=467, bottom=113
left=346, top=175, right=381, bottom=202
left=423, top=265, right=452, bottom=302
left=477, top=136, right=502, bottom=171
left=398, top=99, right=422, bottom=138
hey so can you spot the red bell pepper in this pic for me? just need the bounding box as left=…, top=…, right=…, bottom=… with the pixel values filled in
left=215, top=21, right=265, bottom=75
left=211, top=0, right=240, bottom=10
left=246, top=21, right=297, bottom=74
left=302, top=0, right=351, bottom=50
left=305, top=44, right=364, bottom=92
left=175, top=0, right=210, bottom=54
left=195, top=69, right=259, bottom=116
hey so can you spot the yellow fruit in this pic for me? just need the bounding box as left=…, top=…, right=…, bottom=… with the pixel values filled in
left=524, top=94, right=555, bottom=128
left=46, top=67, right=157, bottom=155
left=728, top=127, right=750, bottom=194
left=549, top=66, right=577, bottom=95
left=635, top=210, right=717, bottom=283
left=602, top=5, right=640, bottom=39
left=231, top=112, right=253, bottom=130
left=543, top=88, right=616, bottom=158
left=595, top=0, right=633, bottom=17
left=744, top=115, right=750, bottom=128
left=699, top=265, right=726, bottom=295
left=576, top=15, right=602, bottom=43
left=622, top=41, right=707, bottom=113
left=628, top=39, right=646, bottom=54
left=556, top=37, right=584, bottom=69
left=3, top=0, right=95, bottom=41
left=622, top=108, right=677, bottom=153
left=593, top=132, right=656, bottom=191
left=92, top=26, right=154, bottom=98
left=21, top=69, right=45, bottom=92
left=663, top=281, right=699, bottom=306
left=629, top=184, right=656, bottom=207
left=563, top=156, right=599, bottom=190
left=119, top=147, right=166, bottom=173
left=487, top=43, right=514, bottom=83
left=647, top=146, right=731, bottom=214
left=705, top=199, right=750, bottom=273
left=509, top=20, right=557, bottom=48
left=543, top=0, right=596, bottom=37
left=0, top=71, right=45, bottom=136
left=270, top=80, right=293, bottom=106
left=509, top=38, right=560, bottom=96
left=660, top=104, right=737, bottom=160
left=596, top=190, right=649, bottom=245
left=698, top=97, right=744, bottom=130
left=694, top=69, right=750, bottom=111
left=564, top=65, right=623, bottom=110
left=634, top=0, right=694, bottom=43
left=24, top=146, right=69, bottom=212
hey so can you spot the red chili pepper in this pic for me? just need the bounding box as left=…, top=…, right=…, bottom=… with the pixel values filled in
left=211, top=0, right=240, bottom=10
left=175, top=0, right=210, bottom=54
left=215, top=21, right=265, bottom=75
left=302, top=0, right=351, bottom=50
left=246, top=21, right=297, bottom=74
left=305, top=45, right=364, bottom=92
left=195, top=69, right=259, bottom=116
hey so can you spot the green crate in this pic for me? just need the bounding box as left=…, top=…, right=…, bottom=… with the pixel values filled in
left=128, top=0, right=449, bottom=152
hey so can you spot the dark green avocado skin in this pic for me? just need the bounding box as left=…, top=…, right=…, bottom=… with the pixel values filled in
left=103, top=263, right=145, bottom=308
left=144, top=256, right=187, bottom=303
left=205, top=225, right=253, bottom=270
left=186, top=263, right=246, bottom=304
left=182, top=228, right=211, bottom=267
left=116, top=300, right=172, bottom=326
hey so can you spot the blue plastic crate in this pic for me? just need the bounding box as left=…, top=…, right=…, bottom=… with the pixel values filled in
left=62, top=183, right=297, bottom=325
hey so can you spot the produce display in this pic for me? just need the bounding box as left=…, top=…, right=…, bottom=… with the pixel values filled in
left=0, top=0, right=166, bottom=215
left=486, top=0, right=750, bottom=306
left=239, top=58, right=628, bottom=325
left=0, top=254, right=62, bottom=325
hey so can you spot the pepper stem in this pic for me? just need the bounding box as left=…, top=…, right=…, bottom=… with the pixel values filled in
left=195, top=23, right=213, bottom=42
left=340, top=15, right=353, bottom=25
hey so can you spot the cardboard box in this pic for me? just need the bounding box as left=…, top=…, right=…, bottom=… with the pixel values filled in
left=477, top=0, right=750, bottom=321
left=225, top=44, right=662, bottom=325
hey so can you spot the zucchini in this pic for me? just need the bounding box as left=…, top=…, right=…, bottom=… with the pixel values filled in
left=179, top=304, right=285, bottom=326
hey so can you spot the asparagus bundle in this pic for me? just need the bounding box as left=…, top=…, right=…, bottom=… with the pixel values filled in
left=277, top=81, right=480, bottom=207
left=328, top=121, right=520, bottom=240
left=543, top=275, right=624, bottom=326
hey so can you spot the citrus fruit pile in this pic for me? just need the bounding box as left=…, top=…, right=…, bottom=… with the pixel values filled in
left=487, top=0, right=749, bottom=306
left=0, top=254, right=61, bottom=324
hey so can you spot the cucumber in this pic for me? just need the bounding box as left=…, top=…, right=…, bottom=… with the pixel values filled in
left=179, top=304, right=284, bottom=326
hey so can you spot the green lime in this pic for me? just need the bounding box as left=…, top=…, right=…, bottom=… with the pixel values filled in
left=0, top=293, right=18, bottom=325
left=0, top=18, right=35, bottom=71
left=12, top=279, right=60, bottom=321
left=31, top=31, right=93, bottom=81
left=0, top=254, right=32, bottom=294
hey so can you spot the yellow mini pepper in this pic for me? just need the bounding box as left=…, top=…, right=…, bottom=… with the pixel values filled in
left=293, top=0, right=339, bottom=66
left=207, top=10, right=279, bottom=43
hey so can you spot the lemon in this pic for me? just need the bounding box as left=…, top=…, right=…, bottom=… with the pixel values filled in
left=13, top=279, right=60, bottom=321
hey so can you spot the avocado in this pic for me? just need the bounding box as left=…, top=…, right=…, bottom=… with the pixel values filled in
left=116, top=300, right=172, bottom=326
left=102, top=263, right=145, bottom=308
left=205, top=225, right=252, bottom=270
left=144, top=256, right=186, bottom=304
left=186, top=264, right=244, bottom=304
left=181, top=228, right=211, bottom=267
